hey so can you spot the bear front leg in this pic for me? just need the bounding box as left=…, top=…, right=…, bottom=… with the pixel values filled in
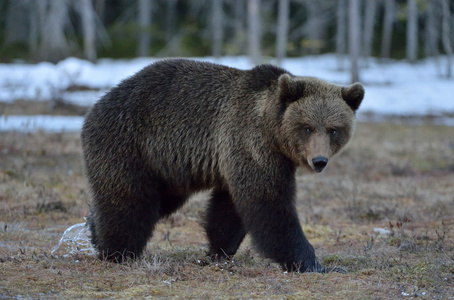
left=204, top=190, right=246, bottom=259
left=226, top=158, right=325, bottom=273
left=240, top=199, right=324, bottom=272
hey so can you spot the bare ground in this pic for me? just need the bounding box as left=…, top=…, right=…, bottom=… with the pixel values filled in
left=1, top=122, right=453, bottom=299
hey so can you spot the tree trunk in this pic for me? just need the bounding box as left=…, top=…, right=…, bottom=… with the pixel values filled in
left=232, top=0, right=246, bottom=55
left=137, top=0, right=152, bottom=57
left=381, top=0, right=395, bottom=59
left=424, top=0, right=440, bottom=58
left=29, top=2, right=39, bottom=53
left=336, top=0, right=347, bottom=70
left=212, top=0, right=223, bottom=58
left=247, top=0, right=261, bottom=65
left=441, top=0, right=452, bottom=78
left=79, top=0, right=97, bottom=62
left=166, top=0, right=177, bottom=55
left=348, top=0, right=360, bottom=83
left=276, top=0, right=289, bottom=65
left=406, top=0, right=418, bottom=63
left=94, top=0, right=106, bottom=23
left=38, top=0, right=71, bottom=62
left=302, top=0, right=325, bottom=55
left=362, top=0, right=377, bottom=60
left=5, top=0, right=30, bottom=45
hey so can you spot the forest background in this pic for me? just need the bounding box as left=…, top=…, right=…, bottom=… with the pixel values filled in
left=1, top=0, right=453, bottom=83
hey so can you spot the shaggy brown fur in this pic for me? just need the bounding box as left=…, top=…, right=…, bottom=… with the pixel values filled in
left=81, top=58, right=364, bottom=272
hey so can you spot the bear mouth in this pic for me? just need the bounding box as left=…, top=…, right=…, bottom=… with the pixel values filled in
left=301, top=160, right=314, bottom=172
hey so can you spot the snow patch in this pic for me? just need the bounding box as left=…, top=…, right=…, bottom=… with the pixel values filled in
left=51, top=221, right=95, bottom=257
left=1, top=55, right=454, bottom=132
left=0, top=115, right=83, bottom=132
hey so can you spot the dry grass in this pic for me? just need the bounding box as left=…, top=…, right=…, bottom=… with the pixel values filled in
left=1, top=122, right=453, bottom=299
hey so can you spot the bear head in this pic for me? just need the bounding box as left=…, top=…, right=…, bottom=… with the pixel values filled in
left=274, top=74, right=364, bottom=173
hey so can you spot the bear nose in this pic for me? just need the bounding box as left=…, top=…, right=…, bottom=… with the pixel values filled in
left=312, top=156, right=328, bottom=173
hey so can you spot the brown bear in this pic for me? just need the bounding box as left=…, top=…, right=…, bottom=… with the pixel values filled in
left=81, top=58, right=364, bottom=273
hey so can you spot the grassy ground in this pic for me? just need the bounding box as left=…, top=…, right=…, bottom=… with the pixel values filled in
left=0, top=121, right=453, bottom=299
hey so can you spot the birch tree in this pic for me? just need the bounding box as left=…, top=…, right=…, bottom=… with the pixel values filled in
left=232, top=0, right=246, bottom=55
left=248, top=0, right=261, bottom=65
left=5, top=0, right=105, bottom=62
left=381, top=0, right=395, bottom=59
left=424, top=0, right=440, bottom=58
left=302, top=0, right=325, bottom=54
left=4, top=0, right=30, bottom=46
left=276, top=0, right=289, bottom=65
left=212, top=0, right=223, bottom=58
left=78, top=0, right=97, bottom=62
left=336, top=0, right=347, bottom=70
left=37, top=0, right=71, bottom=62
left=94, top=0, right=106, bottom=22
left=165, top=0, right=178, bottom=56
left=348, top=0, right=360, bottom=83
left=137, top=0, right=152, bottom=57
left=29, top=2, right=39, bottom=53
left=362, top=0, right=377, bottom=60
left=441, top=0, right=452, bottom=78
left=406, top=0, right=418, bottom=63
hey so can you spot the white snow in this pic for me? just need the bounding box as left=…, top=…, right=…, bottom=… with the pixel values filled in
left=373, top=227, right=391, bottom=235
left=0, top=115, right=84, bottom=132
left=51, top=222, right=95, bottom=257
left=1, top=55, right=453, bottom=132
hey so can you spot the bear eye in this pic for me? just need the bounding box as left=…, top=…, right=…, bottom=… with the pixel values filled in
left=304, top=127, right=313, bottom=133
left=329, top=129, right=337, bottom=135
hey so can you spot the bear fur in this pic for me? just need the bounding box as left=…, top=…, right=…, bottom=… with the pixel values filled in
left=81, top=58, right=364, bottom=272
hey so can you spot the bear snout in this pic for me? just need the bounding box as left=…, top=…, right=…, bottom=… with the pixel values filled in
left=312, top=156, right=328, bottom=173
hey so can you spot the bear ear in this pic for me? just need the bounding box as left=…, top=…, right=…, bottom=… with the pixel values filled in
left=341, top=82, right=364, bottom=111
left=278, top=74, right=305, bottom=104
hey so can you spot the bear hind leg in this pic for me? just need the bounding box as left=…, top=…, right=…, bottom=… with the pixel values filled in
left=89, top=181, right=161, bottom=262
left=204, top=190, right=246, bottom=259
